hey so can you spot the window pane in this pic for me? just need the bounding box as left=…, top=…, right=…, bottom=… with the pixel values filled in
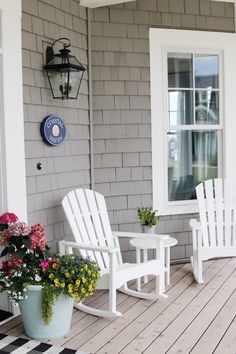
left=168, top=53, right=193, bottom=88
left=195, top=55, right=219, bottom=89
left=169, top=90, right=193, bottom=125
left=168, top=130, right=218, bottom=201
left=195, top=90, right=219, bottom=124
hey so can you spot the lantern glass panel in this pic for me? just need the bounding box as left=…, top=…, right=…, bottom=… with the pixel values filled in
left=46, top=68, right=83, bottom=99
left=69, top=70, right=84, bottom=98
left=69, top=56, right=82, bottom=66
left=47, top=68, right=69, bottom=99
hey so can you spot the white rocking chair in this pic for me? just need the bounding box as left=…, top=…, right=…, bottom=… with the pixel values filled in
left=190, top=178, right=236, bottom=283
left=59, top=188, right=167, bottom=318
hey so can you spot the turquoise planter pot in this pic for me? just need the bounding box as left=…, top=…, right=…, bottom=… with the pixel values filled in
left=19, top=285, right=74, bottom=340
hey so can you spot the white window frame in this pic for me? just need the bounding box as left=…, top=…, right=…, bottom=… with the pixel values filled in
left=150, top=28, right=236, bottom=215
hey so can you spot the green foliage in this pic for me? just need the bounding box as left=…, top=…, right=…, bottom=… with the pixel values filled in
left=39, top=254, right=100, bottom=325
left=0, top=217, right=100, bottom=326
left=42, top=286, right=58, bottom=326
left=0, top=253, right=100, bottom=325
left=137, top=207, right=159, bottom=227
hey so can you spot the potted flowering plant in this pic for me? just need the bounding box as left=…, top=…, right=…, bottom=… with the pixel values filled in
left=0, top=213, right=100, bottom=340
left=137, top=207, right=159, bottom=234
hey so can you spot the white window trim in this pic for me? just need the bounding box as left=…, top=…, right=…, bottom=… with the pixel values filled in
left=150, top=28, right=236, bottom=216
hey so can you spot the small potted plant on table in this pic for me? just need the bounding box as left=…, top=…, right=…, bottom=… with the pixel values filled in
left=0, top=212, right=100, bottom=340
left=138, top=207, right=159, bottom=234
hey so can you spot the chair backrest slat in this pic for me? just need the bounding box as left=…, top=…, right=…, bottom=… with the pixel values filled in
left=196, top=179, right=236, bottom=249
left=82, top=189, right=110, bottom=268
left=233, top=186, right=236, bottom=247
left=62, top=191, right=94, bottom=260
left=224, top=179, right=233, bottom=247
left=205, top=179, right=216, bottom=247
left=73, top=189, right=106, bottom=269
left=94, top=190, right=121, bottom=265
left=214, top=178, right=224, bottom=247
left=196, top=182, right=209, bottom=247
left=62, top=189, right=121, bottom=270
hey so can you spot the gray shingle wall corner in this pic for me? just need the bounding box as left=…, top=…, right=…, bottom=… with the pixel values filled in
left=91, top=0, right=234, bottom=262
left=22, top=0, right=89, bottom=251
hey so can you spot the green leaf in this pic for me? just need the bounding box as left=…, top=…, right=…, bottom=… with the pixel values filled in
left=14, top=249, right=27, bottom=259
left=0, top=247, right=9, bottom=257
left=0, top=224, right=7, bottom=232
left=22, top=238, right=32, bottom=249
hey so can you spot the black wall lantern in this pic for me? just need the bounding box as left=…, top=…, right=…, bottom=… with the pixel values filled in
left=43, top=38, right=86, bottom=100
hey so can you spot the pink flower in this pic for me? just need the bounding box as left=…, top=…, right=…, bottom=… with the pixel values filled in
left=30, top=224, right=46, bottom=250
left=0, top=213, right=18, bottom=224
left=4, top=222, right=31, bottom=239
left=1, top=261, right=7, bottom=270
left=40, top=261, right=49, bottom=269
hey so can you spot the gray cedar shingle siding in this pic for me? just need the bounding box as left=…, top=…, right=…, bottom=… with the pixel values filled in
left=22, top=0, right=90, bottom=250
left=22, top=0, right=234, bottom=261
left=91, top=0, right=234, bottom=262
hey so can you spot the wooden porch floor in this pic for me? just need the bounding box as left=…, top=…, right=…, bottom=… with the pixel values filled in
left=1, top=258, right=236, bottom=354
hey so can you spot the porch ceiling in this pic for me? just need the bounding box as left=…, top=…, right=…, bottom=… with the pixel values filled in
left=80, top=0, right=134, bottom=8
left=80, top=0, right=234, bottom=8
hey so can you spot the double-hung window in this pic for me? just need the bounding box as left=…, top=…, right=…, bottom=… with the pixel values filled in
left=167, top=52, right=221, bottom=202
left=150, top=29, right=236, bottom=215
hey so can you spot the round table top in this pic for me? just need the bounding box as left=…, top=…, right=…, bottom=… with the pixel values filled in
left=129, top=236, right=177, bottom=249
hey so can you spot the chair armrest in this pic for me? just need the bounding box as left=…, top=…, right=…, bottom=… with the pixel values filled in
left=59, top=240, right=118, bottom=254
left=112, top=231, right=169, bottom=241
left=190, top=219, right=202, bottom=231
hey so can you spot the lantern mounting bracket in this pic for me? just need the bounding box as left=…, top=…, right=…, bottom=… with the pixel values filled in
left=45, top=38, right=71, bottom=64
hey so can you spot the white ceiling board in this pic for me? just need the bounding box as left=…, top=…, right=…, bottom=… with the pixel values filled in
left=80, top=0, right=235, bottom=7
left=80, top=0, right=134, bottom=8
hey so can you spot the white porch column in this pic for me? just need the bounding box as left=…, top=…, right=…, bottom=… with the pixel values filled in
left=0, top=0, right=27, bottom=221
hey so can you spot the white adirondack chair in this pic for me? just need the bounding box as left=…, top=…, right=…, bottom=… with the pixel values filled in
left=59, top=188, right=167, bottom=318
left=190, top=178, right=236, bottom=283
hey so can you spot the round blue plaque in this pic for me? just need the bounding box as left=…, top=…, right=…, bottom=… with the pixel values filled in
left=40, top=115, right=66, bottom=146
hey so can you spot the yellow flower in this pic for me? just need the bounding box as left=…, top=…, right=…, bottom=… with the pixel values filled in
left=88, top=284, right=93, bottom=291
left=54, top=278, right=59, bottom=283
left=81, top=288, right=86, bottom=294
left=55, top=281, right=60, bottom=287
left=52, top=263, right=57, bottom=269
left=74, top=286, right=78, bottom=291
left=73, top=293, right=79, bottom=301
left=76, top=279, right=81, bottom=286
left=65, top=273, right=70, bottom=278
left=60, top=282, right=65, bottom=288
left=49, top=273, right=54, bottom=279
left=84, top=264, right=88, bottom=270
left=68, top=284, right=73, bottom=293
left=82, top=276, right=86, bottom=284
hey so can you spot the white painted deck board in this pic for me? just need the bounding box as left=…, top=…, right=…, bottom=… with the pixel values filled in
left=1, top=260, right=236, bottom=354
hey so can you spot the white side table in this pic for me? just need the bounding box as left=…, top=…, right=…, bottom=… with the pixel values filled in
left=129, top=236, right=177, bottom=291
